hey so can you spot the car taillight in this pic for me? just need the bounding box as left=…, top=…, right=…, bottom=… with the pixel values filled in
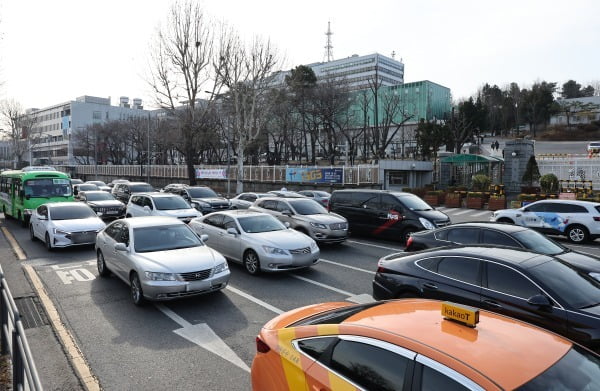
left=256, top=336, right=270, bottom=353
left=376, top=266, right=390, bottom=273
left=594, top=217, right=600, bottom=222
left=405, top=236, right=413, bottom=249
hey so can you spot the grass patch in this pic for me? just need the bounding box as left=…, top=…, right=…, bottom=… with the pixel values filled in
left=0, top=354, right=11, bottom=390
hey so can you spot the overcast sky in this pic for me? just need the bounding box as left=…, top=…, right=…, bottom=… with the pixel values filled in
left=1, top=0, right=598, bottom=110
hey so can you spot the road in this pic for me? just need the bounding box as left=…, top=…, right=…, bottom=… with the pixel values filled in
left=3, top=207, right=600, bottom=390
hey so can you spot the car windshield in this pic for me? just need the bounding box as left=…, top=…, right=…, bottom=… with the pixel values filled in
left=154, top=196, right=191, bottom=210
left=25, top=178, right=72, bottom=198
left=78, top=184, right=99, bottom=191
left=397, top=195, right=433, bottom=211
left=517, top=345, right=600, bottom=390
left=130, top=184, right=154, bottom=193
left=85, top=192, right=116, bottom=201
left=528, top=259, right=600, bottom=309
left=134, top=225, right=202, bottom=252
left=513, top=229, right=565, bottom=255
left=238, top=215, right=286, bottom=233
left=187, top=187, right=218, bottom=198
left=87, top=181, right=107, bottom=187
left=289, top=199, right=328, bottom=215
left=49, top=205, right=97, bottom=220
left=314, top=191, right=331, bottom=197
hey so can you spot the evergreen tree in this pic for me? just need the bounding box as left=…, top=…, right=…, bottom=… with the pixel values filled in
left=522, top=156, right=541, bottom=186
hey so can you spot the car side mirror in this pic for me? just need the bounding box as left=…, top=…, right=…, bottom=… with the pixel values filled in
left=282, top=210, right=293, bottom=216
left=226, top=227, right=238, bottom=236
left=284, top=222, right=290, bottom=228
left=96, top=212, right=103, bottom=217
left=527, top=294, right=552, bottom=309
left=523, top=208, right=530, bottom=212
left=143, top=205, right=151, bottom=211
left=114, top=243, right=127, bottom=251
left=39, top=215, right=47, bottom=220
left=200, top=234, right=209, bottom=242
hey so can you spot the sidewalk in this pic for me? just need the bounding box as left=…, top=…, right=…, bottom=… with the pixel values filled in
left=0, top=224, right=84, bottom=390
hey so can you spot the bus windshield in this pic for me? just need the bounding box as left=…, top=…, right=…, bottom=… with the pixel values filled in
left=25, top=178, right=72, bottom=198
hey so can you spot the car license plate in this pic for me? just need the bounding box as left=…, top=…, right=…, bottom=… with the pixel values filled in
left=186, top=280, right=211, bottom=292
left=106, top=210, right=118, bottom=214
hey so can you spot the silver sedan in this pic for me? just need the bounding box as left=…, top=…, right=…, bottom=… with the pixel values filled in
left=189, top=210, right=320, bottom=275
left=95, top=216, right=230, bottom=305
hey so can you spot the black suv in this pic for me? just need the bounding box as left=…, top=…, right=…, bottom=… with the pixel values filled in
left=163, top=185, right=230, bottom=214
left=328, top=189, right=450, bottom=243
left=111, top=182, right=154, bottom=204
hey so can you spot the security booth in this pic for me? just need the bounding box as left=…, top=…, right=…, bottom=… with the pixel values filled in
left=439, top=154, right=504, bottom=189
left=378, top=159, right=433, bottom=191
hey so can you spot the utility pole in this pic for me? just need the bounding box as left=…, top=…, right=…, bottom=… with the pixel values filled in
left=147, top=113, right=150, bottom=184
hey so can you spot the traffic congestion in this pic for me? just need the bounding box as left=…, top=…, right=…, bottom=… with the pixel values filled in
left=1, top=166, right=600, bottom=390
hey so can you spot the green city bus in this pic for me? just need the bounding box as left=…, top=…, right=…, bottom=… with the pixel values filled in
left=0, top=166, right=74, bottom=226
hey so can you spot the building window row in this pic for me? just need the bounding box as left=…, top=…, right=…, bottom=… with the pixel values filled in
left=320, top=58, right=375, bottom=73
left=378, top=58, right=404, bottom=72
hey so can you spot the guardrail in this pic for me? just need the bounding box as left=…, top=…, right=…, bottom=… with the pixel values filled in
left=0, top=265, right=43, bottom=391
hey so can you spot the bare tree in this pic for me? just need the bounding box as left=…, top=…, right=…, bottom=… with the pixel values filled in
left=369, top=89, right=415, bottom=160
left=0, top=99, right=38, bottom=167
left=216, top=27, right=281, bottom=193
left=147, top=0, right=219, bottom=185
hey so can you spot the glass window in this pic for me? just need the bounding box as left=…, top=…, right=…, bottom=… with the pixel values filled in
left=186, top=187, right=218, bottom=198
left=237, top=215, right=285, bottom=233
left=482, top=230, right=520, bottom=247
left=204, top=213, right=224, bottom=228
left=49, top=204, right=96, bottom=220
left=396, top=195, right=434, bottom=211
left=329, top=340, right=410, bottom=391
left=288, top=199, right=326, bottom=215
left=437, top=257, right=480, bottom=285
left=85, top=192, right=116, bottom=201
left=297, top=337, right=336, bottom=361
left=276, top=201, right=292, bottom=213
left=104, top=222, right=123, bottom=240
left=528, top=259, right=600, bottom=308
left=486, top=263, right=540, bottom=299
left=416, top=257, right=440, bottom=272
left=153, top=196, right=190, bottom=210
left=512, top=230, right=564, bottom=255
left=447, top=228, right=479, bottom=244
left=353, top=192, right=377, bottom=207
left=223, top=216, right=237, bottom=230
left=525, top=203, right=548, bottom=212
left=332, top=192, right=352, bottom=206
left=134, top=225, right=202, bottom=252
left=129, top=184, right=153, bottom=193
left=421, top=365, right=470, bottom=391
left=260, top=200, right=277, bottom=211
left=517, top=346, right=600, bottom=390
left=381, top=194, right=402, bottom=212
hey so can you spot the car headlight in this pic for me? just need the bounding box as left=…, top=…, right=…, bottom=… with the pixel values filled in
left=213, top=262, right=229, bottom=274
left=53, top=228, right=70, bottom=235
left=419, top=218, right=435, bottom=230
left=144, top=272, right=177, bottom=281
left=310, top=241, right=319, bottom=251
left=590, top=272, right=600, bottom=282
left=310, top=222, right=328, bottom=229
left=262, top=246, right=288, bottom=255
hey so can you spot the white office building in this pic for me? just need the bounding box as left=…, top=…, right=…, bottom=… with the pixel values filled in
left=271, top=53, right=404, bottom=91
left=25, top=96, right=152, bottom=165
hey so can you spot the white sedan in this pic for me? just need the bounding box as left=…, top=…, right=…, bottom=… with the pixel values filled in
left=29, top=202, right=107, bottom=250
left=189, top=210, right=320, bottom=275
left=95, top=216, right=230, bottom=305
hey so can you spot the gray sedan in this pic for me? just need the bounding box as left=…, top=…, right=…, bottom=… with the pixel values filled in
left=249, top=197, right=348, bottom=244
left=189, top=210, right=320, bottom=275
left=95, top=216, right=230, bottom=305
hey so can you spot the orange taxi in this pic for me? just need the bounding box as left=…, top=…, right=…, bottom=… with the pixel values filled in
left=251, top=299, right=600, bottom=390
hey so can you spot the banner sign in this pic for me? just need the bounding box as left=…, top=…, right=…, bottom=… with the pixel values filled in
left=285, top=168, right=343, bottom=183
left=195, top=169, right=226, bottom=179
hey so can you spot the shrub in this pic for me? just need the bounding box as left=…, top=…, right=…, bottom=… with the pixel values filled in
left=471, top=174, right=491, bottom=191
left=517, top=193, right=538, bottom=201
left=467, top=192, right=484, bottom=198
left=426, top=190, right=444, bottom=196
left=540, top=173, right=559, bottom=194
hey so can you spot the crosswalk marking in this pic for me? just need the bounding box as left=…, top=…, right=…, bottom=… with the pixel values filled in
left=451, top=209, right=472, bottom=216
left=472, top=210, right=491, bottom=217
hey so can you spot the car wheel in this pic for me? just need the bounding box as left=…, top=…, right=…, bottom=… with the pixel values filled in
left=130, top=272, right=145, bottom=306
left=243, top=250, right=261, bottom=275
left=29, top=224, right=37, bottom=241
left=18, top=212, right=26, bottom=228
left=45, top=232, right=53, bottom=251
left=566, top=225, right=589, bottom=243
left=97, top=250, right=110, bottom=277
left=496, top=218, right=514, bottom=224
left=402, top=228, right=417, bottom=244
left=126, top=214, right=132, bottom=218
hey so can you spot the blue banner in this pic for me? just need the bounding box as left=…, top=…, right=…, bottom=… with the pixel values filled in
left=285, top=168, right=343, bottom=183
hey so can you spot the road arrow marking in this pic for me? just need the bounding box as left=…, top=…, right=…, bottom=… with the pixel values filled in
left=155, top=304, right=250, bottom=373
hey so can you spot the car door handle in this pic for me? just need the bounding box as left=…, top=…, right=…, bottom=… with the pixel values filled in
left=483, top=300, right=502, bottom=309
left=423, top=282, right=438, bottom=290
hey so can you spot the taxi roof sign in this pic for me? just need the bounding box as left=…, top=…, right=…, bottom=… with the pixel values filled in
left=442, top=302, right=479, bottom=328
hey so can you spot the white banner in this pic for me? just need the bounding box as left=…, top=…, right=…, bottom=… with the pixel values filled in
left=195, top=168, right=226, bottom=179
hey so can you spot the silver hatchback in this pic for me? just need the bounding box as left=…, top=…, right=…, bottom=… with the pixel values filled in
left=249, top=197, right=348, bottom=244
left=95, top=216, right=230, bottom=305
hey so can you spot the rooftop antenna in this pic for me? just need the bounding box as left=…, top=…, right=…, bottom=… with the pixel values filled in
left=391, top=51, right=396, bottom=59
left=324, top=21, right=334, bottom=62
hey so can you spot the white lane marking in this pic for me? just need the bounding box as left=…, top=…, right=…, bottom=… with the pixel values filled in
left=472, top=210, right=491, bottom=217
left=51, top=260, right=95, bottom=270
left=225, top=286, right=284, bottom=314
left=319, top=258, right=375, bottom=274
left=156, top=303, right=250, bottom=373
left=291, top=274, right=356, bottom=297
left=451, top=209, right=472, bottom=216
left=346, top=240, right=404, bottom=251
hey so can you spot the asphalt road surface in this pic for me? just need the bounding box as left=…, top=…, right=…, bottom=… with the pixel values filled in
left=3, top=207, right=600, bottom=390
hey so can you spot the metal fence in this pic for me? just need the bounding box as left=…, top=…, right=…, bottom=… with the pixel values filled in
left=537, top=154, right=600, bottom=190
left=0, top=265, right=42, bottom=391
left=55, top=164, right=380, bottom=186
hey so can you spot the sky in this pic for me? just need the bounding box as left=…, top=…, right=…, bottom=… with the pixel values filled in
left=1, top=0, right=599, bottom=110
